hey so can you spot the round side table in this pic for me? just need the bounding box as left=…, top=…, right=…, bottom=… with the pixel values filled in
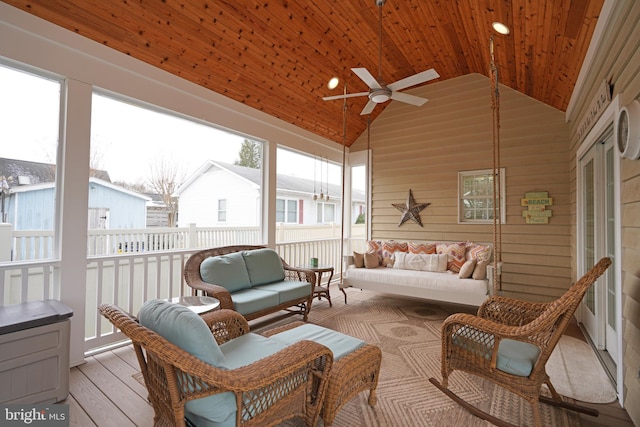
left=169, top=296, right=220, bottom=314
left=298, top=265, right=334, bottom=307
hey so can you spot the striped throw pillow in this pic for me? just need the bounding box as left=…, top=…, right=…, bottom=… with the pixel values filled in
left=436, top=242, right=467, bottom=273
left=408, top=242, right=436, bottom=254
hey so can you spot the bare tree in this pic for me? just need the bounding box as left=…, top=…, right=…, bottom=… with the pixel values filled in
left=89, top=143, right=107, bottom=178
left=42, top=138, right=108, bottom=180
left=146, top=156, right=184, bottom=227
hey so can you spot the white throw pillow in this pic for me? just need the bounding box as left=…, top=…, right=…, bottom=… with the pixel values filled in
left=426, top=254, right=449, bottom=272
left=393, top=252, right=447, bottom=272
left=459, top=259, right=477, bottom=278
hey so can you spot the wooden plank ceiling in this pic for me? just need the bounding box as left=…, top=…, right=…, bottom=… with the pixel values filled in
left=3, top=0, right=603, bottom=146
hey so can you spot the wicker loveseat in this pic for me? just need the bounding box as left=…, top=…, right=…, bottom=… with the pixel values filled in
left=184, top=246, right=316, bottom=322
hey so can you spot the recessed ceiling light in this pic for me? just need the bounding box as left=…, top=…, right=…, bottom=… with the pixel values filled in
left=492, top=22, right=510, bottom=35
left=327, top=77, right=340, bottom=90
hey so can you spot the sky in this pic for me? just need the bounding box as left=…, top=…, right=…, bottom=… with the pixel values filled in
left=0, top=64, right=356, bottom=189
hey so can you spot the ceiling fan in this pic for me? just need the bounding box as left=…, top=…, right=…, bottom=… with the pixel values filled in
left=323, top=0, right=440, bottom=115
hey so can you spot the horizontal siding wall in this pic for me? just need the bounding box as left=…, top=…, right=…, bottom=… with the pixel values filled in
left=566, top=1, right=640, bottom=423
left=351, top=73, right=571, bottom=302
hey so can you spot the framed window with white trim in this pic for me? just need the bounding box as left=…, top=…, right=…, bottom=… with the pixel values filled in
left=276, top=198, right=299, bottom=223
left=458, top=168, right=506, bottom=224
left=317, top=202, right=336, bottom=224
left=217, top=199, right=227, bottom=222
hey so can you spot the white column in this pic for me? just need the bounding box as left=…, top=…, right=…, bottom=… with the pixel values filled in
left=0, top=223, right=12, bottom=262
left=57, top=78, right=92, bottom=367
left=262, top=141, right=277, bottom=247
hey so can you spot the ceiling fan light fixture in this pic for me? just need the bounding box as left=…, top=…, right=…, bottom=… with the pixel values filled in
left=321, top=0, right=436, bottom=114
left=370, top=88, right=391, bottom=103
left=327, top=77, right=340, bottom=90
left=492, top=22, right=510, bottom=35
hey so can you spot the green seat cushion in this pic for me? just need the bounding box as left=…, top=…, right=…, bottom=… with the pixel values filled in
left=451, top=327, right=541, bottom=377
left=137, top=300, right=236, bottom=425
left=496, top=338, right=541, bottom=377
left=242, top=248, right=285, bottom=286
left=186, top=334, right=292, bottom=427
left=185, top=412, right=235, bottom=427
left=219, top=333, right=288, bottom=368
left=220, top=334, right=299, bottom=424
left=269, top=323, right=365, bottom=360
left=253, top=280, right=311, bottom=304
left=186, top=335, right=289, bottom=427
left=200, top=252, right=251, bottom=293
left=231, top=288, right=280, bottom=316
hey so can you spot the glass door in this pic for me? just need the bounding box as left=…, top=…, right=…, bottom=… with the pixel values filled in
left=604, top=145, right=617, bottom=362
left=579, top=129, right=618, bottom=367
left=580, top=146, right=597, bottom=336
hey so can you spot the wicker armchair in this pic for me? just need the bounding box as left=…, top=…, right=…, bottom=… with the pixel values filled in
left=184, top=245, right=316, bottom=322
left=430, top=257, right=612, bottom=427
left=98, top=304, right=333, bottom=427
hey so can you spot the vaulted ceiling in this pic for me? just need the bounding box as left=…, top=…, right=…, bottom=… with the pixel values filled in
left=3, top=0, right=604, bottom=146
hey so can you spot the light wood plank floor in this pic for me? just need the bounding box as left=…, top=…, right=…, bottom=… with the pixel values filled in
left=66, top=341, right=634, bottom=427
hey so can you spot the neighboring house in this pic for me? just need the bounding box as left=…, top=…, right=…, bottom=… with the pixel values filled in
left=0, top=157, right=149, bottom=229
left=87, top=179, right=150, bottom=229
left=174, top=161, right=365, bottom=227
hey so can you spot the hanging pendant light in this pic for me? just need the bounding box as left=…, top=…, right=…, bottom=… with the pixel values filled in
left=313, top=155, right=318, bottom=201
left=319, top=155, right=324, bottom=200
left=325, top=157, right=330, bottom=201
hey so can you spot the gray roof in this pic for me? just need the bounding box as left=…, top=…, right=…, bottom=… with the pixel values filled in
left=216, top=162, right=365, bottom=201
left=0, top=157, right=111, bottom=188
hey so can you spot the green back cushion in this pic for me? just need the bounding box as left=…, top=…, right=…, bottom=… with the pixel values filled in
left=138, top=299, right=236, bottom=424
left=242, top=248, right=285, bottom=286
left=200, top=252, right=251, bottom=293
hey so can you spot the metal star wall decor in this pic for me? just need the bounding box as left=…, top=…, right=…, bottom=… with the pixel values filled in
left=392, top=189, right=430, bottom=227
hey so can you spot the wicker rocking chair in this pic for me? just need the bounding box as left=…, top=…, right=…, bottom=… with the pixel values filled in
left=98, top=304, right=333, bottom=427
left=429, top=257, right=612, bottom=427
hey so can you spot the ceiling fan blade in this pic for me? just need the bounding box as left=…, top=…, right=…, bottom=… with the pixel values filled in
left=388, top=68, right=440, bottom=91
left=352, top=68, right=382, bottom=89
left=390, top=92, right=428, bottom=106
left=322, top=92, right=369, bottom=101
left=360, top=100, right=377, bottom=115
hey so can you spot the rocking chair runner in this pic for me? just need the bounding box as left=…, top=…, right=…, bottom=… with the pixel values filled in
left=430, top=257, right=612, bottom=427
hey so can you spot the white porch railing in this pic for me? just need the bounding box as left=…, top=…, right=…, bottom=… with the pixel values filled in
left=0, top=259, right=60, bottom=306
left=0, top=235, right=365, bottom=353
left=8, top=223, right=365, bottom=261
left=85, top=250, right=196, bottom=351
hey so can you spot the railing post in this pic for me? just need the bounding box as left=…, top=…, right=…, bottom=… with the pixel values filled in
left=188, top=223, right=197, bottom=249
left=0, top=222, right=13, bottom=261
left=277, top=223, right=285, bottom=243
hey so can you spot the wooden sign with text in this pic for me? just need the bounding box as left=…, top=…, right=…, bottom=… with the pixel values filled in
left=521, top=192, right=553, bottom=224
